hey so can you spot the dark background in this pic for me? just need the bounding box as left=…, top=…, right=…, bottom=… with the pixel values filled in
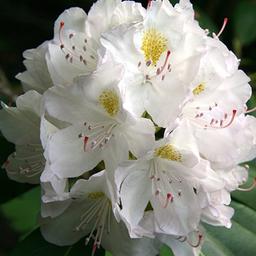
left=0, top=0, right=256, bottom=82
left=0, top=0, right=255, bottom=255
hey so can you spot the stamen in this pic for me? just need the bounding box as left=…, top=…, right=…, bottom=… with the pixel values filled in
left=147, top=0, right=152, bottom=9
left=107, top=206, right=111, bottom=234
left=58, top=21, right=96, bottom=66
left=156, top=50, right=171, bottom=76
left=187, top=233, right=203, bottom=248
left=245, top=106, right=256, bottom=114
left=238, top=177, right=256, bottom=192
left=163, top=193, right=174, bottom=208
left=83, top=136, right=89, bottom=151
left=176, top=236, right=187, bottom=242
left=83, top=123, right=116, bottom=152
left=141, top=28, right=168, bottom=66
left=193, top=83, right=205, bottom=95
left=155, top=144, right=182, bottom=162
left=203, top=110, right=237, bottom=129
left=216, top=17, right=228, bottom=37
left=92, top=243, right=97, bottom=256
left=214, top=109, right=236, bottom=129
left=88, top=123, right=105, bottom=131
left=146, top=60, right=152, bottom=67
left=98, top=89, right=120, bottom=117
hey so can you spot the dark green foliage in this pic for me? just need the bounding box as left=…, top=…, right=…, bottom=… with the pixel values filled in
left=0, top=0, right=256, bottom=256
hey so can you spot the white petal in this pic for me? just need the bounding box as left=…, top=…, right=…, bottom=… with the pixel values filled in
left=101, top=24, right=141, bottom=72
left=168, top=121, right=200, bottom=168
left=53, top=7, right=87, bottom=38
left=70, top=170, right=108, bottom=198
left=145, top=75, right=187, bottom=128
left=47, top=125, right=102, bottom=178
left=115, top=160, right=152, bottom=237
left=152, top=179, right=200, bottom=236
left=102, top=130, right=129, bottom=172
left=40, top=200, right=94, bottom=246
left=124, top=117, right=155, bottom=157
left=40, top=115, right=59, bottom=150
left=0, top=91, right=41, bottom=144
left=111, top=1, right=145, bottom=27
left=41, top=199, right=71, bottom=218
left=86, top=0, right=120, bottom=40
left=44, top=61, right=124, bottom=124
left=101, top=219, right=160, bottom=256
left=201, top=205, right=234, bottom=228
left=16, top=42, right=53, bottom=93
left=4, top=144, right=44, bottom=184
left=158, top=234, right=201, bottom=256
left=46, top=43, right=91, bottom=86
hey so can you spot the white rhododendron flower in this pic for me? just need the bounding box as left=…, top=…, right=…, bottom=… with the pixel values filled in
left=0, top=91, right=44, bottom=183
left=44, top=61, right=155, bottom=178
left=40, top=170, right=161, bottom=256
left=16, top=42, right=53, bottom=94
left=115, top=121, right=224, bottom=238
left=1, top=0, right=256, bottom=255
left=47, top=1, right=145, bottom=86
left=101, top=0, right=206, bottom=127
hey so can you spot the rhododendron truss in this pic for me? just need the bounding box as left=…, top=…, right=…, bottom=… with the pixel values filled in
left=0, top=0, right=256, bottom=256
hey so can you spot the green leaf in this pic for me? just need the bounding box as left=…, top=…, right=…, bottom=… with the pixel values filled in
left=233, top=1, right=256, bottom=46
left=0, top=187, right=41, bottom=234
left=11, top=229, right=105, bottom=256
left=106, top=244, right=174, bottom=256
left=11, top=229, right=68, bottom=256
left=202, top=201, right=256, bottom=255
left=160, top=245, right=174, bottom=256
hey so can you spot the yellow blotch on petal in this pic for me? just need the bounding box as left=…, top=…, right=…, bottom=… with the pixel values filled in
left=141, top=28, right=168, bottom=66
left=99, top=89, right=120, bottom=117
left=155, top=144, right=182, bottom=162
left=193, top=83, right=205, bottom=96
left=88, top=192, right=105, bottom=200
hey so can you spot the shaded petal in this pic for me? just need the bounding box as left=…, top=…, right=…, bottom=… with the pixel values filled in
left=41, top=199, right=71, bottom=219
left=101, top=219, right=160, bottom=256
left=40, top=200, right=94, bottom=246
left=16, top=42, right=53, bottom=93
left=70, top=170, right=108, bottom=198
left=0, top=91, right=41, bottom=145
left=3, top=144, right=44, bottom=184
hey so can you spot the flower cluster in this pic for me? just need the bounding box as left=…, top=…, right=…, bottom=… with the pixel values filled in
left=1, top=0, right=256, bottom=255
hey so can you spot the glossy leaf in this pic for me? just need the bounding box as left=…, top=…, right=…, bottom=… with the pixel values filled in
left=0, top=187, right=40, bottom=233
left=202, top=201, right=256, bottom=255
